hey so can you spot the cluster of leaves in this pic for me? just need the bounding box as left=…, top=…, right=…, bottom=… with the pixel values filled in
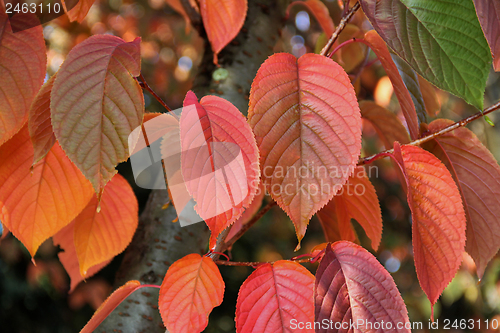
left=1, top=0, right=500, bottom=332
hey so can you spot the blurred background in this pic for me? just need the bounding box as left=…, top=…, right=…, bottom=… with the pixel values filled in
left=2, top=0, right=500, bottom=332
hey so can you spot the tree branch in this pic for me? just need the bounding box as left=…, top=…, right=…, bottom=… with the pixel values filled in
left=320, top=1, right=361, bottom=57
left=358, top=100, right=500, bottom=166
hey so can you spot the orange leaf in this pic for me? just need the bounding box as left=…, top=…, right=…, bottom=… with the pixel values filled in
left=80, top=280, right=142, bottom=333
left=236, top=260, right=315, bottom=333
left=62, top=0, right=96, bottom=23
left=425, top=119, right=500, bottom=278
left=165, top=0, right=192, bottom=32
left=180, top=91, right=260, bottom=249
left=287, top=0, right=335, bottom=36
left=0, top=127, right=94, bottom=257
left=159, top=253, right=224, bottom=333
left=248, top=53, right=361, bottom=249
left=51, top=35, right=144, bottom=196
left=73, top=173, right=138, bottom=276
left=0, top=13, right=46, bottom=146
left=392, top=142, right=466, bottom=317
left=200, top=0, right=247, bottom=64
left=360, top=100, right=410, bottom=149
left=29, top=74, right=57, bottom=165
left=317, top=166, right=382, bottom=250
left=53, top=221, right=111, bottom=293
left=364, top=30, right=419, bottom=140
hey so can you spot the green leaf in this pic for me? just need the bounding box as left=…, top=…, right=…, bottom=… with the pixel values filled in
left=360, top=0, right=492, bottom=109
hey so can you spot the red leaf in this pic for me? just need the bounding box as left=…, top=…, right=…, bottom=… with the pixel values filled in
left=317, top=166, right=382, bottom=251
left=62, top=0, right=96, bottom=22
left=473, top=0, right=500, bottom=71
left=287, top=0, right=335, bottom=36
left=425, top=119, right=500, bottom=278
left=0, top=127, right=94, bottom=257
left=180, top=91, right=260, bottom=249
left=364, top=30, right=419, bottom=140
left=248, top=53, right=361, bottom=249
left=80, top=280, right=142, bottom=333
left=29, top=74, right=57, bottom=165
left=0, top=13, right=46, bottom=146
left=360, top=101, right=410, bottom=149
left=73, top=173, right=138, bottom=276
left=53, top=221, right=111, bottom=293
left=236, top=260, right=315, bottom=333
left=51, top=35, right=144, bottom=196
left=200, top=0, right=247, bottom=64
left=226, top=183, right=265, bottom=240
left=392, top=143, right=466, bottom=316
left=159, top=253, right=224, bottom=333
left=315, top=242, right=410, bottom=332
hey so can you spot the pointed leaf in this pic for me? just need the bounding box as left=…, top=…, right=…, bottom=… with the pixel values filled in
left=51, top=35, right=144, bottom=195
left=315, top=242, right=410, bottom=332
left=180, top=91, right=260, bottom=249
left=80, top=280, right=142, bottom=333
left=0, top=13, right=46, bottom=146
left=360, top=0, right=491, bottom=109
left=226, top=183, right=265, bottom=240
left=29, top=74, right=57, bottom=165
left=392, top=52, right=427, bottom=124
left=317, top=166, right=382, bottom=251
left=473, top=0, right=500, bottom=71
left=360, top=101, right=410, bottom=149
left=53, top=221, right=111, bottom=292
left=73, top=173, right=138, bottom=276
left=392, top=143, right=466, bottom=315
left=287, top=0, right=335, bottom=36
left=62, top=0, right=96, bottom=23
left=236, top=260, right=315, bottom=333
left=159, top=253, right=224, bottom=333
left=425, top=119, right=500, bottom=278
left=363, top=31, right=419, bottom=140
left=200, top=0, right=247, bottom=64
left=418, top=76, right=440, bottom=117
left=248, top=53, right=362, bottom=249
left=0, top=127, right=94, bottom=256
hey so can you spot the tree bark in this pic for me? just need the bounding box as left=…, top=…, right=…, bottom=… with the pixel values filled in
left=97, top=1, right=288, bottom=332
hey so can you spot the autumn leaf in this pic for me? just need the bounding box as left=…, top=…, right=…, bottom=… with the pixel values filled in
left=0, top=127, right=94, bottom=257
left=80, top=280, right=142, bottom=333
left=360, top=101, right=410, bottom=149
left=392, top=143, right=466, bottom=317
left=363, top=30, right=419, bottom=140
left=200, top=0, right=247, bottom=64
left=248, top=53, right=361, bottom=249
left=226, top=183, right=265, bottom=240
left=315, top=242, right=410, bottom=332
left=29, top=74, right=57, bottom=165
left=51, top=35, right=144, bottom=196
left=53, top=221, right=111, bottom=293
left=165, top=0, right=193, bottom=32
left=424, top=119, right=500, bottom=279
left=0, top=13, right=46, bottom=146
left=62, top=0, right=96, bottom=23
left=287, top=0, right=335, bottom=36
left=236, top=260, right=315, bottom=333
left=73, top=173, right=138, bottom=276
left=418, top=76, right=440, bottom=117
left=159, top=253, right=224, bottom=333
left=473, top=0, right=500, bottom=71
left=180, top=91, right=260, bottom=249
left=317, top=166, right=382, bottom=251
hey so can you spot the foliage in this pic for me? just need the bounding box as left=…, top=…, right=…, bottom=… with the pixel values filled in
left=1, top=0, right=500, bottom=332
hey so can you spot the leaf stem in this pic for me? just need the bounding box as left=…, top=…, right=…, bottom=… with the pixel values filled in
left=214, top=257, right=311, bottom=267
left=358, top=100, right=500, bottom=165
left=137, top=74, right=172, bottom=112
left=320, top=1, right=361, bottom=57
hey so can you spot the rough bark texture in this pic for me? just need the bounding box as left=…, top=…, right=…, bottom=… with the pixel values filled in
left=97, top=1, right=288, bottom=332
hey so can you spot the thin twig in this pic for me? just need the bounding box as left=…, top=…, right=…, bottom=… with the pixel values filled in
left=358, top=100, right=500, bottom=165
left=218, top=200, right=277, bottom=253
left=320, top=1, right=361, bottom=57
left=214, top=257, right=311, bottom=267
left=137, top=74, right=172, bottom=112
